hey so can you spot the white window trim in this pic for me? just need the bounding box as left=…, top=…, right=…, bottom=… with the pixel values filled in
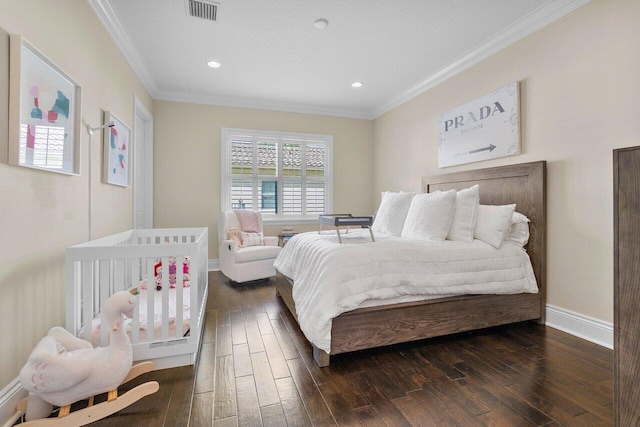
left=221, top=128, right=333, bottom=225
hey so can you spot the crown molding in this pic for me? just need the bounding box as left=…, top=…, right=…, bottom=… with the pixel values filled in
left=91, top=0, right=590, bottom=121
left=88, top=0, right=158, bottom=97
left=371, top=0, right=592, bottom=118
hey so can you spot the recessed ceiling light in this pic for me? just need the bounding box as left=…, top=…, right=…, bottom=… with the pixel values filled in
left=351, top=81, right=364, bottom=88
left=314, top=18, right=329, bottom=29
left=207, top=60, right=221, bottom=68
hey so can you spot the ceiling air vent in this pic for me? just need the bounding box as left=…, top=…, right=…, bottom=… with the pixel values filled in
left=186, top=0, right=218, bottom=21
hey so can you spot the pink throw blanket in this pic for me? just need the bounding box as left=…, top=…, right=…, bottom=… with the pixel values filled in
left=234, top=210, right=260, bottom=232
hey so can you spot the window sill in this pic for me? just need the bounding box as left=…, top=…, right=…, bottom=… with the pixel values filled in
left=262, top=217, right=320, bottom=226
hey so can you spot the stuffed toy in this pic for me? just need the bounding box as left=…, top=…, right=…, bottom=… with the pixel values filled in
left=168, top=259, right=177, bottom=285
left=19, top=289, right=138, bottom=421
left=181, top=256, right=191, bottom=287
left=154, top=261, right=163, bottom=291
left=150, top=257, right=190, bottom=290
left=227, top=228, right=243, bottom=247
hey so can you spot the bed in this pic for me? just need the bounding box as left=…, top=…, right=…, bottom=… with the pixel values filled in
left=275, top=161, right=546, bottom=367
left=65, top=228, right=209, bottom=370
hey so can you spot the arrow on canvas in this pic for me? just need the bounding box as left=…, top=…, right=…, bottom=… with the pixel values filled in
left=469, top=144, right=496, bottom=154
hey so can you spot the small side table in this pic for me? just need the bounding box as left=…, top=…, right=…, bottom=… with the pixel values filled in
left=318, top=214, right=375, bottom=243
left=278, top=233, right=297, bottom=247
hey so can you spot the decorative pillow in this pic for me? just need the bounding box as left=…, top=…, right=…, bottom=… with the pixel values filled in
left=505, top=211, right=530, bottom=246
left=447, top=185, right=480, bottom=242
left=474, top=204, right=516, bottom=248
left=401, top=189, right=457, bottom=241
left=240, top=231, right=263, bottom=247
left=234, top=210, right=260, bottom=233
left=371, top=191, right=414, bottom=236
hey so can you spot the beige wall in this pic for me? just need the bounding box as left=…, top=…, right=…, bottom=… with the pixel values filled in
left=152, top=100, right=374, bottom=258
left=0, top=1, right=152, bottom=389
left=373, top=0, right=640, bottom=324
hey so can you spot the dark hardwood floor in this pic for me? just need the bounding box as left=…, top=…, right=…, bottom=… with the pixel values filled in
left=87, top=271, right=613, bottom=426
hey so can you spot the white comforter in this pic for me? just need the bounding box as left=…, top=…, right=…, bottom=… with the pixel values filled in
left=274, top=229, right=538, bottom=353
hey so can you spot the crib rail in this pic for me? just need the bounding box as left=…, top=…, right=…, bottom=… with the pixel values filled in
left=65, top=228, right=208, bottom=368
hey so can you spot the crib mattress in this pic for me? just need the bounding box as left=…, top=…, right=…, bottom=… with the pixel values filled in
left=88, top=287, right=191, bottom=346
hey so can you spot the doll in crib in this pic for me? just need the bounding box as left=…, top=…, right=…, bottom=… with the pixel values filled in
left=154, top=262, right=163, bottom=291
left=152, top=258, right=190, bottom=290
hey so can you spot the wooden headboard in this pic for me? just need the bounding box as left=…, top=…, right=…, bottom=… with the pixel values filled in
left=422, top=161, right=546, bottom=318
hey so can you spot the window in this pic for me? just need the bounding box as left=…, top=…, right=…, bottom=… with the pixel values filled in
left=221, top=128, right=333, bottom=223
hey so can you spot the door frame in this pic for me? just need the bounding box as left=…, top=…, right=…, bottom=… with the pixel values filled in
left=133, top=96, right=153, bottom=229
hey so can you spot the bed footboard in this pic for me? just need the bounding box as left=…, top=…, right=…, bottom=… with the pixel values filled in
left=276, top=271, right=540, bottom=367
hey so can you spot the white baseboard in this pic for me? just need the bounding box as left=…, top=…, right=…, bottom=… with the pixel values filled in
left=208, top=259, right=219, bottom=271
left=545, top=304, right=613, bottom=349
left=0, top=378, right=26, bottom=426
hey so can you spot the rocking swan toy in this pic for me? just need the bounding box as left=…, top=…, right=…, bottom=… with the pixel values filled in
left=6, top=288, right=159, bottom=426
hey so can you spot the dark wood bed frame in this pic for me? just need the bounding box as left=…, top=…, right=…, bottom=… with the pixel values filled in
left=276, top=161, right=546, bottom=367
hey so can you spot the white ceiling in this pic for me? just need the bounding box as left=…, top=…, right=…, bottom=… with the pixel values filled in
left=92, top=0, right=589, bottom=119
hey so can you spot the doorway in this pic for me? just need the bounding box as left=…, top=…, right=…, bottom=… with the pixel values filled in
left=133, top=96, right=153, bottom=229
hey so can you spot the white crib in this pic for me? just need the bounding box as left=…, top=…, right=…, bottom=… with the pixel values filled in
left=65, top=228, right=208, bottom=370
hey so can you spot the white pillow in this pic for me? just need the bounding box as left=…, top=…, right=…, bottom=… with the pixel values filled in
left=505, top=211, right=530, bottom=246
left=474, top=204, right=516, bottom=248
left=372, top=191, right=414, bottom=236
left=401, top=190, right=457, bottom=241
left=240, top=231, right=263, bottom=247
left=447, top=185, right=480, bottom=242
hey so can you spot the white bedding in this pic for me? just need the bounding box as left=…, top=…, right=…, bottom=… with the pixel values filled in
left=89, top=287, right=191, bottom=346
left=274, top=229, right=538, bottom=353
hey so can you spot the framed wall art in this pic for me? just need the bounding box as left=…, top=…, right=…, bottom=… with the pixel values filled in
left=8, top=34, right=82, bottom=175
left=103, top=111, right=131, bottom=187
left=437, top=82, right=520, bottom=168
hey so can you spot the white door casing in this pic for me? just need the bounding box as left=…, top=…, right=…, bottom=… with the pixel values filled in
left=133, top=96, right=153, bottom=229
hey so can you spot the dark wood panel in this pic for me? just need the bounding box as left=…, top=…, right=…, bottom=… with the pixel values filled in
left=354, top=406, right=387, bottom=427
left=349, top=371, right=413, bottom=427
left=338, top=293, right=539, bottom=354
left=287, top=358, right=337, bottom=425
left=189, top=392, right=213, bottom=427
left=213, top=354, right=236, bottom=420
left=244, top=317, right=265, bottom=353
left=614, top=146, right=640, bottom=426
left=274, top=377, right=313, bottom=426
left=235, top=375, right=262, bottom=426
left=230, top=310, right=247, bottom=345
left=250, top=351, right=280, bottom=407
left=216, top=320, right=232, bottom=357
left=260, top=403, right=287, bottom=427
left=255, top=311, right=275, bottom=335
left=194, top=342, right=216, bottom=394
left=232, top=343, right=253, bottom=378
left=214, top=416, right=238, bottom=427
left=261, top=333, right=291, bottom=379
left=317, top=381, right=363, bottom=426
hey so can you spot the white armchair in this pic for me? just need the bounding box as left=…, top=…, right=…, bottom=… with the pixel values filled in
left=218, top=211, right=282, bottom=283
